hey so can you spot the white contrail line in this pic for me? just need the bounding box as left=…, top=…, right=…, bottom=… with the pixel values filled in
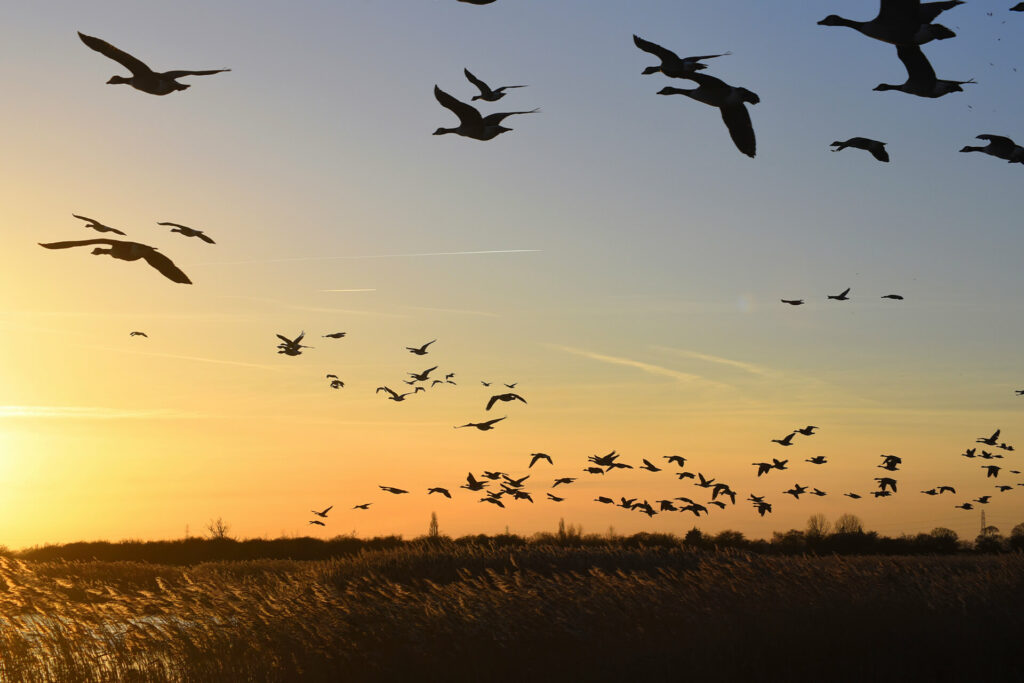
left=550, top=345, right=732, bottom=389
left=653, top=346, right=771, bottom=376
left=193, top=249, right=542, bottom=266
left=90, top=346, right=283, bottom=371
left=319, top=288, right=377, bottom=293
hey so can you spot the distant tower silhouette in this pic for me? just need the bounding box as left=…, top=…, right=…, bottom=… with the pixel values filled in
left=981, top=509, right=986, bottom=535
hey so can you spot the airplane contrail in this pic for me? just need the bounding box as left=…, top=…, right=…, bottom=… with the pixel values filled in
left=193, top=249, right=542, bottom=267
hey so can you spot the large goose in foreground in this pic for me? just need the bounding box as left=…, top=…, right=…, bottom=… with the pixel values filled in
left=817, top=1, right=961, bottom=45
left=78, top=32, right=229, bottom=95
left=874, top=45, right=973, bottom=98
left=632, top=35, right=731, bottom=77
left=657, top=73, right=759, bottom=158
left=38, top=239, right=191, bottom=284
left=433, top=85, right=538, bottom=140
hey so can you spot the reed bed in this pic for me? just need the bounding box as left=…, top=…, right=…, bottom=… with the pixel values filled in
left=0, top=546, right=1021, bottom=682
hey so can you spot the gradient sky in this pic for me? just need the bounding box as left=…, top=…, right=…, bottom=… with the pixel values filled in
left=1, top=0, right=1023, bottom=548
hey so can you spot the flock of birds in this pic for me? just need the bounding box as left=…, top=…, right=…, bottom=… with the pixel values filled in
left=26, top=3, right=1024, bottom=536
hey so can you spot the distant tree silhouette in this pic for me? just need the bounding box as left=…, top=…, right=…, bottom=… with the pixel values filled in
left=976, top=528, right=1005, bottom=553
left=683, top=527, right=705, bottom=548
left=206, top=517, right=232, bottom=540
left=1010, top=523, right=1024, bottom=552
left=833, top=514, right=864, bottom=534
left=429, top=512, right=440, bottom=539
left=713, top=530, right=746, bottom=549
left=806, top=514, right=831, bottom=538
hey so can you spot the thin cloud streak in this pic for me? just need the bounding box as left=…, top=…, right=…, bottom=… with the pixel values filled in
left=319, top=288, right=376, bottom=293
left=0, top=406, right=204, bottom=420
left=653, top=346, right=771, bottom=376
left=550, top=345, right=732, bottom=389
left=194, top=249, right=542, bottom=267
left=90, top=346, right=283, bottom=371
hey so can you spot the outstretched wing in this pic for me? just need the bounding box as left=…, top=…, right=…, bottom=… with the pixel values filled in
left=435, top=85, right=482, bottom=126
left=78, top=32, right=153, bottom=76
left=39, top=239, right=117, bottom=250
left=481, top=108, right=540, bottom=127
left=140, top=249, right=192, bottom=284
left=720, top=103, right=756, bottom=158
left=895, top=44, right=936, bottom=83
left=486, top=395, right=499, bottom=411
left=463, top=68, right=492, bottom=96
left=161, top=69, right=231, bottom=79
left=632, top=34, right=679, bottom=62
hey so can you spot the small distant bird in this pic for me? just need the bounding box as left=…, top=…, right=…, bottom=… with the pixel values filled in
left=875, top=477, right=898, bottom=493
left=326, top=374, right=339, bottom=380
left=657, top=74, right=759, bottom=158
left=323, top=332, right=347, bottom=339
left=353, top=503, right=372, bottom=510
left=379, top=486, right=408, bottom=494
left=878, top=454, right=902, bottom=471
left=695, top=473, right=716, bottom=488
left=871, top=490, right=892, bottom=498
left=461, top=473, right=486, bottom=491
left=874, top=45, right=974, bottom=98
left=454, top=417, right=506, bottom=431
left=810, top=488, right=827, bottom=497
left=881, top=294, right=904, bottom=300
left=445, top=373, right=456, bottom=380
left=795, top=426, right=818, bottom=436
left=504, top=383, right=517, bottom=389
left=753, top=501, right=773, bottom=516
left=78, top=32, right=229, bottom=96
left=433, top=85, right=538, bottom=141
left=158, top=222, right=215, bottom=244
left=503, top=474, right=529, bottom=488
left=640, top=459, right=662, bottom=472
left=428, top=487, right=452, bottom=498
left=781, top=299, right=804, bottom=305
left=408, top=366, right=438, bottom=382
left=39, top=239, right=192, bottom=284
left=546, top=493, right=565, bottom=502
left=406, top=340, right=436, bottom=355
left=816, top=5, right=959, bottom=45
left=376, top=386, right=412, bottom=402
left=983, top=465, right=1002, bottom=478
left=486, top=393, right=527, bottom=411
left=552, top=477, right=576, bottom=487
left=676, top=471, right=696, bottom=480
left=996, top=485, right=1013, bottom=492
left=632, top=35, right=731, bottom=78
left=481, top=381, right=491, bottom=387
left=978, top=429, right=1001, bottom=446
left=772, top=433, right=796, bottom=446
left=464, top=68, right=526, bottom=102
left=937, top=486, right=956, bottom=494
left=72, top=214, right=126, bottom=236
left=828, top=288, right=851, bottom=301
left=584, top=467, right=606, bottom=475
left=974, top=495, right=992, bottom=504
left=664, top=455, right=687, bottom=467
left=595, top=496, right=614, bottom=505
left=844, top=493, right=862, bottom=499
left=330, top=380, right=344, bottom=389
left=708, top=500, right=727, bottom=510
left=962, top=448, right=976, bottom=458
left=657, top=499, right=678, bottom=512
left=309, top=520, right=325, bottom=526
left=431, top=380, right=444, bottom=387
left=529, top=452, right=553, bottom=468
left=830, top=137, right=889, bottom=162
left=753, top=462, right=773, bottom=477
left=954, top=503, right=973, bottom=510
left=806, top=456, right=827, bottom=465
left=481, top=471, right=504, bottom=480
left=312, top=506, right=333, bottom=518
left=277, top=331, right=312, bottom=356
left=784, top=484, right=808, bottom=499
left=922, top=489, right=938, bottom=496
left=998, top=443, right=1015, bottom=452
left=959, top=134, right=1024, bottom=162
left=772, top=458, right=789, bottom=470
left=129, top=331, right=148, bottom=337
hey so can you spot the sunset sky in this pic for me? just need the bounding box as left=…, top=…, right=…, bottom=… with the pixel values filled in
left=1, top=0, right=1023, bottom=549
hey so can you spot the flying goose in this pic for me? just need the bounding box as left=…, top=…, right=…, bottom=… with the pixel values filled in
left=157, top=222, right=215, bottom=244
left=879, top=454, right=902, bottom=471
left=353, top=503, right=372, bottom=510
left=795, top=425, right=818, bottom=436
left=810, top=488, right=827, bottom=497
left=772, top=432, right=796, bottom=446
left=376, top=386, right=412, bottom=401
left=781, top=299, right=804, bottom=305
left=276, top=332, right=311, bottom=356
left=753, top=462, right=773, bottom=477
left=983, top=465, right=1002, bottom=478
left=309, top=520, right=325, bottom=526
left=461, top=473, right=486, bottom=491
left=481, top=471, right=505, bottom=480
left=806, top=456, right=828, bottom=464
left=38, top=239, right=191, bottom=284
left=1013, top=2, right=1024, bottom=10
left=875, top=477, right=898, bottom=492
left=312, top=506, right=333, bottom=518
left=408, top=366, right=438, bottom=382
left=831, top=137, right=890, bottom=162
left=323, top=332, right=347, bottom=339
left=816, top=4, right=957, bottom=45
left=78, top=32, right=229, bottom=95
left=881, top=294, right=904, bottom=300
left=974, top=495, right=992, bottom=504
left=454, top=417, right=506, bottom=431
left=463, top=68, right=526, bottom=101
left=427, top=487, right=452, bottom=498
left=828, top=288, right=851, bottom=300
left=379, top=486, right=408, bottom=494
left=978, top=429, right=1001, bottom=446
left=528, top=452, right=553, bottom=468
left=329, top=380, right=344, bottom=389
left=954, top=502, right=973, bottom=510
left=433, top=85, right=538, bottom=140
left=640, top=459, right=662, bottom=472
left=129, top=331, right=148, bottom=337
left=772, top=458, right=789, bottom=470
left=664, top=455, right=687, bottom=467
left=547, top=493, right=565, bottom=502
left=486, top=393, right=527, bottom=410
left=874, top=45, right=973, bottom=98
left=632, top=35, right=731, bottom=78
left=72, top=214, right=126, bottom=236
left=844, top=492, right=862, bottom=499
left=406, top=340, right=436, bottom=355
left=959, top=135, right=1024, bottom=162
left=783, top=484, right=808, bottom=499
left=657, top=74, right=759, bottom=158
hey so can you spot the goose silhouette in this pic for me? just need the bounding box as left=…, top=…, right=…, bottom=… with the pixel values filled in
left=817, top=2, right=959, bottom=45
left=39, top=239, right=191, bottom=284
left=433, top=85, right=538, bottom=140
left=552, top=477, right=576, bottom=487
left=455, top=417, right=506, bottom=431
left=78, top=32, right=229, bottom=95
left=632, top=35, right=731, bottom=77
left=831, top=137, right=890, bottom=162
left=72, top=214, right=126, bottom=236
left=828, top=288, right=851, bottom=301
left=529, top=453, right=553, bottom=468
left=463, top=68, right=526, bottom=101
left=427, top=487, right=452, bottom=498
left=406, top=340, right=436, bottom=355
left=657, top=75, right=759, bottom=158
left=781, top=299, right=804, bottom=305
left=486, top=393, right=526, bottom=410
left=158, top=222, right=215, bottom=244
left=311, top=506, right=333, bottom=518
left=874, top=45, right=973, bottom=98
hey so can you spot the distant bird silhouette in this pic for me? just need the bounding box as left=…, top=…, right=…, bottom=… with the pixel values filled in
left=504, top=383, right=517, bottom=389
left=844, top=492, right=862, bottom=499
left=872, top=490, right=893, bottom=498
left=428, top=487, right=452, bottom=498
left=795, top=426, right=818, bottom=436
left=406, top=340, right=436, bottom=355
left=879, top=454, right=902, bottom=471
left=353, top=503, right=372, bottom=510
left=463, top=68, right=526, bottom=101
left=486, top=393, right=527, bottom=411
left=376, top=386, right=412, bottom=402
left=996, top=485, right=1013, bottom=492
left=632, top=35, right=731, bottom=78
left=596, top=496, right=614, bottom=505
left=640, top=459, right=662, bottom=472
left=959, top=134, right=1024, bottom=162
left=1013, top=2, right=1024, bottom=10
left=753, top=501, right=773, bottom=516
left=712, top=483, right=736, bottom=504
left=962, top=448, right=977, bottom=458
left=78, top=32, right=229, bottom=95
left=330, top=380, right=344, bottom=389
left=481, top=471, right=504, bottom=480
left=772, top=433, right=796, bottom=446
left=129, top=331, right=147, bottom=338
left=664, top=455, right=687, bottom=467
left=503, top=474, right=529, bottom=488
left=312, top=506, right=333, bottom=518
left=983, top=465, right=1002, bottom=478
left=978, top=429, right=1001, bottom=446
left=938, top=486, right=956, bottom=494
left=461, top=473, right=486, bottom=491
left=998, top=443, right=1015, bottom=452
left=874, top=45, right=973, bottom=98
left=772, top=458, right=789, bottom=471
left=753, top=462, right=773, bottom=477
left=831, top=137, right=890, bottom=162
left=409, top=366, right=439, bottom=382
left=481, top=497, right=505, bottom=508
left=326, top=374, right=339, bottom=380
left=433, top=85, right=538, bottom=140
left=552, top=477, right=576, bottom=487
left=974, top=495, right=992, bottom=504
left=584, top=466, right=606, bottom=475
left=955, top=502, right=973, bottom=510
left=816, top=4, right=958, bottom=45
left=547, top=493, right=565, bottom=502
left=309, top=520, right=325, bottom=526
left=39, top=239, right=192, bottom=284
left=72, top=214, right=126, bottom=236
left=323, top=332, right=347, bottom=339
left=676, top=471, right=696, bottom=480
left=455, top=417, right=506, bottom=431
left=431, top=380, right=443, bottom=387
left=806, top=456, right=828, bottom=465
left=379, top=486, right=408, bottom=494
left=277, top=331, right=312, bottom=356
left=828, top=288, right=851, bottom=301
left=875, top=477, right=898, bottom=492
left=529, top=452, right=553, bottom=468
left=810, top=488, right=827, bottom=497
left=445, top=373, right=456, bottom=380
left=657, top=499, right=678, bottom=512
left=695, top=473, right=716, bottom=488
left=922, top=488, right=938, bottom=495
left=158, top=222, right=215, bottom=244
left=781, top=299, right=804, bottom=305
left=481, top=381, right=491, bottom=387
left=657, top=75, right=759, bottom=158
left=881, top=294, right=904, bottom=300
left=784, top=484, right=808, bottom=499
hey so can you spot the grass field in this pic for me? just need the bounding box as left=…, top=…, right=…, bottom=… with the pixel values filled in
left=1, top=543, right=1021, bottom=681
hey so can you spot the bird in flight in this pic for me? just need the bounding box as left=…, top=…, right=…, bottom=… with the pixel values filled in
left=552, top=477, right=576, bottom=487
left=311, top=505, right=333, bottom=518
left=129, top=331, right=148, bottom=338
left=875, top=477, right=898, bottom=493
left=844, top=492, right=862, bottom=499
left=752, top=462, right=773, bottom=477
left=830, top=137, right=889, bottom=162
left=978, top=429, right=1001, bottom=446
left=158, top=222, right=215, bottom=244
left=828, top=288, right=851, bottom=301
left=409, top=366, right=439, bottom=382
left=486, top=393, right=527, bottom=411
left=982, top=465, right=1002, bottom=478
left=772, top=433, right=796, bottom=446
left=640, top=459, right=662, bottom=472
left=529, top=452, right=553, bottom=468
left=78, top=32, right=230, bottom=95
left=960, top=134, right=1024, bottom=163
left=881, top=294, right=904, bottom=300
left=816, top=2, right=960, bottom=45
left=433, top=85, right=539, bottom=140
left=406, top=340, right=436, bottom=355
left=276, top=332, right=312, bottom=356
left=72, top=214, right=127, bottom=236
left=461, top=473, right=486, bottom=491
left=463, top=68, right=526, bottom=101
left=427, top=487, right=452, bottom=498
left=546, top=493, right=564, bottom=502
left=379, top=486, right=408, bottom=494
left=664, top=455, right=687, bottom=467
left=323, top=332, right=347, bottom=339
left=632, top=35, right=731, bottom=78
left=780, top=299, right=804, bottom=305
left=376, top=386, right=412, bottom=402
left=39, top=239, right=192, bottom=284
left=454, top=417, right=506, bottom=431
left=657, top=73, right=759, bottom=158
left=329, top=380, right=344, bottom=389
left=874, top=45, right=973, bottom=98
left=353, top=503, right=372, bottom=510
left=878, top=454, right=902, bottom=471
left=309, top=520, right=325, bottom=526
left=806, top=456, right=827, bottom=465
left=795, top=425, right=818, bottom=436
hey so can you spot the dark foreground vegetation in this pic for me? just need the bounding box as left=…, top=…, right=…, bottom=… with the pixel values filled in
left=0, top=537, right=1022, bottom=682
